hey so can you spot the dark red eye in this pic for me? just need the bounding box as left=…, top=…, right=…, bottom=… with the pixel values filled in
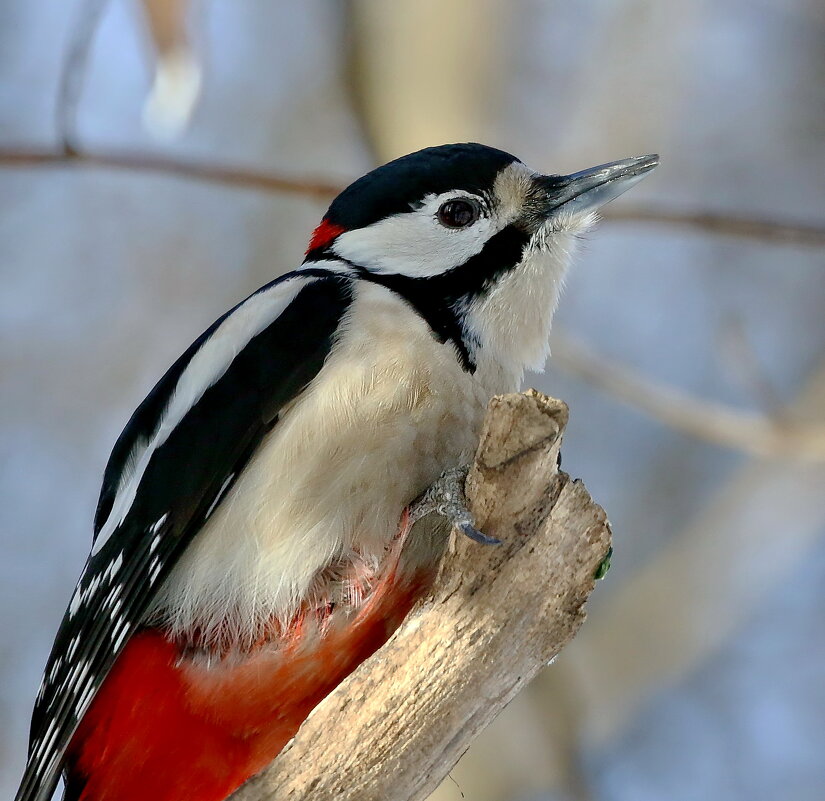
left=437, top=199, right=479, bottom=228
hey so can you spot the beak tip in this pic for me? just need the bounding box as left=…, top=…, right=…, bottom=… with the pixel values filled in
left=625, top=154, right=660, bottom=177
left=543, top=152, right=661, bottom=216
left=639, top=153, right=660, bottom=170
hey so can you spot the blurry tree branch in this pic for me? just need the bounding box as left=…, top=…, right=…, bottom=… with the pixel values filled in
left=56, top=0, right=109, bottom=153
left=608, top=205, right=825, bottom=247
left=717, top=315, right=786, bottom=419
left=544, top=358, right=825, bottom=752
left=57, top=0, right=202, bottom=145
left=3, top=144, right=825, bottom=464
left=551, top=333, right=825, bottom=462
left=229, top=391, right=611, bottom=801
left=0, top=146, right=341, bottom=199
left=2, top=146, right=825, bottom=247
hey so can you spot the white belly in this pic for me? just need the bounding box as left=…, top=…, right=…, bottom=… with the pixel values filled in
left=150, top=282, right=520, bottom=648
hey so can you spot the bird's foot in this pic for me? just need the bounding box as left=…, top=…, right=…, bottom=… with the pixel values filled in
left=409, top=466, right=501, bottom=545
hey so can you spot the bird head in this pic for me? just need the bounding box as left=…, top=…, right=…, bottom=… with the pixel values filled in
left=304, top=143, right=658, bottom=373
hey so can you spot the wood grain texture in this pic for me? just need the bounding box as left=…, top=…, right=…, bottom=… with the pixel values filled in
left=231, top=390, right=612, bottom=801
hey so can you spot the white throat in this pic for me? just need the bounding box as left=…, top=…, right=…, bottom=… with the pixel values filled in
left=460, top=231, right=579, bottom=375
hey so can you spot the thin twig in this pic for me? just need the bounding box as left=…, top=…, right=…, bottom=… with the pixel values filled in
left=1, top=145, right=825, bottom=246
left=717, top=314, right=786, bottom=419
left=609, top=205, right=825, bottom=247
left=0, top=146, right=341, bottom=199
left=551, top=333, right=825, bottom=462
left=56, top=0, right=110, bottom=154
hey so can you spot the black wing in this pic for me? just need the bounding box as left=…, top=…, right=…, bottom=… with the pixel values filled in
left=15, top=270, right=353, bottom=801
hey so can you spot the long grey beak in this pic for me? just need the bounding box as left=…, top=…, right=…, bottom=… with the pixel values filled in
left=539, top=154, right=659, bottom=216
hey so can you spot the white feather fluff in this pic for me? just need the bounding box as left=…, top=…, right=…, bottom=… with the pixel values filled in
left=149, top=282, right=517, bottom=649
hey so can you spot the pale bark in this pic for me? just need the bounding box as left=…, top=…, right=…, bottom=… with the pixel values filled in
left=231, top=390, right=612, bottom=801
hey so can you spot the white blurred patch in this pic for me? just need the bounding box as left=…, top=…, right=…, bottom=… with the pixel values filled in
left=142, top=46, right=201, bottom=139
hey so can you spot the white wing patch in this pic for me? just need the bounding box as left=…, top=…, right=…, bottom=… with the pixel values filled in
left=91, top=276, right=317, bottom=557
left=298, top=259, right=356, bottom=276
left=204, top=473, right=234, bottom=521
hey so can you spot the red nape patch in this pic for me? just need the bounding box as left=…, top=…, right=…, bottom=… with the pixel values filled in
left=306, top=218, right=345, bottom=255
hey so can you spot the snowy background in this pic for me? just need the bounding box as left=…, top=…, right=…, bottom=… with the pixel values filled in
left=1, top=1, right=824, bottom=799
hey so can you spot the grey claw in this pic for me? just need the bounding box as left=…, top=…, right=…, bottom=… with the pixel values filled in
left=409, top=465, right=502, bottom=546
left=459, top=522, right=501, bottom=546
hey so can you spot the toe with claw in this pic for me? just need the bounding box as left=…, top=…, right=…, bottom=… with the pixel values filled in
left=409, top=466, right=501, bottom=546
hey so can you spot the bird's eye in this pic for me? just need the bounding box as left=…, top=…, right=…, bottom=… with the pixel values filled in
left=437, top=199, right=480, bottom=228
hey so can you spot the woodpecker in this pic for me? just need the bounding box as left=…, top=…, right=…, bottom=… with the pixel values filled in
left=15, top=143, right=657, bottom=801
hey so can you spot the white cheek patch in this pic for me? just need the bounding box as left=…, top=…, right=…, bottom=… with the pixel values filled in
left=332, top=195, right=495, bottom=278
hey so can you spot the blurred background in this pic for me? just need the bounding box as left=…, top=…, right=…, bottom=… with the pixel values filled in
left=2, top=1, right=824, bottom=799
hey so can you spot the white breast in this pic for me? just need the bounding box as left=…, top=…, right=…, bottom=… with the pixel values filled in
left=150, top=281, right=519, bottom=649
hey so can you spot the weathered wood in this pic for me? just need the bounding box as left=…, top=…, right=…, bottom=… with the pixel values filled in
left=231, top=390, right=611, bottom=801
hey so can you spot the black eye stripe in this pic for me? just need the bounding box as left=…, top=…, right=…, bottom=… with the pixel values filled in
left=338, top=223, right=531, bottom=374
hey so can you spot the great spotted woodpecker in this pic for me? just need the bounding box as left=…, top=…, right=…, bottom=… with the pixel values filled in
left=15, top=143, right=657, bottom=801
